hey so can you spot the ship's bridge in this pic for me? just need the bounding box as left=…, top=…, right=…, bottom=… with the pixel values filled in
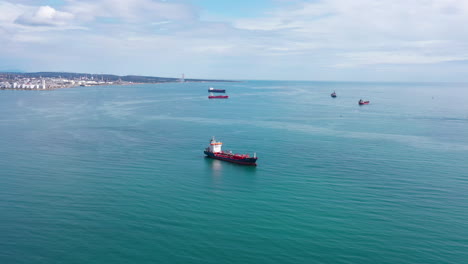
left=209, top=137, right=222, bottom=153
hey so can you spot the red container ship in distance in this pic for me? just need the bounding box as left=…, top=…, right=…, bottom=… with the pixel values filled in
left=204, top=137, right=257, bottom=166
left=358, top=99, right=370, bottom=105
left=208, top=95, right=229, bottom=99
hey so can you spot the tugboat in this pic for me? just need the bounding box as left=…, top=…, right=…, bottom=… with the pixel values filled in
left=208, top=87, right=226, bottom=93
left=208, top=95, right=229, bottom=99
left=204, top=137, right=257, bottom=166
left=331, top=91, right=337, bottom=98
left=358, top=99, right=370, bottom=105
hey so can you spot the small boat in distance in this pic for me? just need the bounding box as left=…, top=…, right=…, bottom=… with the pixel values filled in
left=208, top=87, right=226, bottom=93
left=358, top=99, right=370, bottom=105
left=208, top=95, right=229, bottom=99
left=331, top=91, right=337, bottom=98
left=204, top=137, right=257, bottom=166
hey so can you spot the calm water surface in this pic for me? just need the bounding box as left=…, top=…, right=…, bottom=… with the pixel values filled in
left=1, top=81, right=468, bottom=263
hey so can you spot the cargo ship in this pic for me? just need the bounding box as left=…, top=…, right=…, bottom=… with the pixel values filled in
left=204, top=137, right=257, bottom=166
left=208, top=95, right=229, bottom=99
left=358, top=99, right=370, bottom=105
left=208, top=87, right=226, bottom=93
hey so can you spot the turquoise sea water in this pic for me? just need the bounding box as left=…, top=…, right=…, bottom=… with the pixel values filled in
left=1, top=81, right=468, bottom=263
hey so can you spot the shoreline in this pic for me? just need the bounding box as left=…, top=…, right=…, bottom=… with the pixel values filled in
left=0, top=80, right=240, bottom=91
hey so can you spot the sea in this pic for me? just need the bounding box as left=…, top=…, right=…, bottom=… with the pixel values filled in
left=1, top=81, right=467, bottom=264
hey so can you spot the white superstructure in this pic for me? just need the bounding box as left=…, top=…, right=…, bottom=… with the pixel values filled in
left=208, top=137, right=223, bottom=153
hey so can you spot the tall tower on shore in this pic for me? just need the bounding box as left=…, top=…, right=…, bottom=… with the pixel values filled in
left=180, top=73, right=185, bottom=82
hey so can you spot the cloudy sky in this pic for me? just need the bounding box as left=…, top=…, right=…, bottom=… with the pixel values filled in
left=1, top=0, right=468, bottom=81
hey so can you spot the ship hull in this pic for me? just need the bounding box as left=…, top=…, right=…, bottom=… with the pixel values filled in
left=208, top=95, right=229, bottom=99
left=204, top=151, right=257, bottom=166
left=208, top=89, right=225, bottom=93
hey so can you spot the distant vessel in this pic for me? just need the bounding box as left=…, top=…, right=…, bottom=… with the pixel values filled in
left=331, top=91, right=337, bottom=98
left=204, top=137, right=257, bottom=166
left=359, top=99, right=370, bottom=105
left=208, top=87, right=225, bottom=93
left=208, top=95, right=229, bottom=99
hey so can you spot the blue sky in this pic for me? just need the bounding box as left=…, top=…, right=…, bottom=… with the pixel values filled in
left=195, top=0, right=271, bottom=18
left=1, top=0, right=468, bottom=81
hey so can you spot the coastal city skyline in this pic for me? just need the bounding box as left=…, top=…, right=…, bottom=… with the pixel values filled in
left=1, top=0, right=468, bottom=82
left=0, top=71, right=231, bottom=90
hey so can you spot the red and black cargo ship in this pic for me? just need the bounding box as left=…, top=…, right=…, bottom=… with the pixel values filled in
left=204, top=137, right=257, bottom=166
left=208, top=95, right=229, bottom=99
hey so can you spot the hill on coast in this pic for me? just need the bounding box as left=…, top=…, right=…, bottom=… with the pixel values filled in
left=1, top=72, right=235, bottom=83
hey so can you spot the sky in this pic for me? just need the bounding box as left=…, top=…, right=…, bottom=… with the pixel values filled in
left=1, top=0, right=468, bottom=81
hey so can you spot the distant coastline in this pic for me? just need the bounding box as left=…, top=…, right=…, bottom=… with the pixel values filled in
left=0, top=71, right=237, bottom=90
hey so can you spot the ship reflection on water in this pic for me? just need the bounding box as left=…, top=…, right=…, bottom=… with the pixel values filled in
left=204, top=156, right=257, bottom=190
left=208, top=158, right=223, bottom=177
left=204, top=157, right=257, bottom=177
left=204, top=158, right=223, bottom=189
left=205, top=156, right=257, bottom=169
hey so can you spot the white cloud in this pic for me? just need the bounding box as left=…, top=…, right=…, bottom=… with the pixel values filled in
left=0, top=1, right=25, bottom=23
left=232, top=0, right=468, bottom=67
left=332, top=52, right=468, bottom=68
left=151, top=20, right=172, bottom=26
left=1, top=0, right=468, bottom=81
left=15, top=5, right=74, bottom=26
left=64, top=0, right=197, bottom=23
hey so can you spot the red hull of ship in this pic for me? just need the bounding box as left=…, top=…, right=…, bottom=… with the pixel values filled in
left=204, top=151, right=257, bottom=166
